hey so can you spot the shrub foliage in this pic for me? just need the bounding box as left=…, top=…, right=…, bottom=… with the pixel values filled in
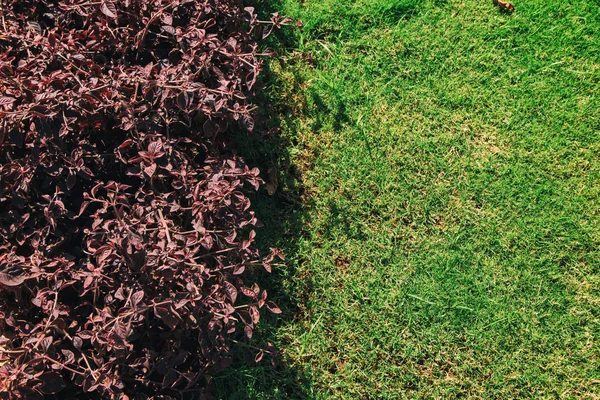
left=0, top=1, right=289, bottom=398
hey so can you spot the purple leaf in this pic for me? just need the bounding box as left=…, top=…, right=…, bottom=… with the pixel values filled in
left=37, top=372, right=66, bottom=394
left=155, top=305, right=181, bottom=329
left=0, top=272, right=26, bottom=287
left=223, top=281, right=237, bottom=304
left=265, top=301, right=282, bottom=314
left=0, top=97, right=16, bottom=106
left=249, top=305, right=260, bottom=324
left=100, top=2, right=117, bottom=18
left=131, top=290, right=144, bottom=307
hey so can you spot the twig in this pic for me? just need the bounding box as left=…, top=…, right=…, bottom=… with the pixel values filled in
left=40, top=354, right=85, bottom=376
left=158, top=208, right=172, bottom=244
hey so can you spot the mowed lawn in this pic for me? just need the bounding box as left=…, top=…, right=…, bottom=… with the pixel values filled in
left=214, top=0, right=600, bottom=398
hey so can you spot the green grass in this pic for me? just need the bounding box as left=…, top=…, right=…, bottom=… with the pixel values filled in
left=213, top=0, right=600, bottom=398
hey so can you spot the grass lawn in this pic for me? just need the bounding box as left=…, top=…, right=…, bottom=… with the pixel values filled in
left=213, top=0, right=600, bottom=398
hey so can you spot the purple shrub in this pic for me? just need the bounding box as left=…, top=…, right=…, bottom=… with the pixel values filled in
left=0, top=1, right=289, bottom=398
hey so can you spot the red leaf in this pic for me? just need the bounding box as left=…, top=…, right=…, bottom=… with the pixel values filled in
left=78, top=201, right=90, bottom=216
left=118, top=139, right=134, bottom=149
left=262, top=262, right=272, bottom=273
left=83, top=276, right=94, bottom=289
left=61, top=349, right=75, bottom=364
left=144, top=163, right=156, bottom=177
left=77, top=331, right=93, bottom=339
left=240, top=287, right=257, bottom=298
left=147, top=141, right=163, bottom=155
left=95, top=245, right=113, bottom=264
left=155, top=305, right=180, bottom=329
left=262, top=24, right=274, bottom=39
left=143, top=62, right=154, bottom=76
left=114, top=321, right=129, bottom=339
left=174, top=298, right=189, bottom=309
left=131, top=290, right=144, bottom=307
left=265, top=301, right=282, bottom=314
left=242, top=115, right=254, bottom=131
left=255, top=350, right=264, bottom=363
left=223, top=281, right=237, bottom=303
left=66, top=173, right=76, bottom=189
left=0, top=97, right=16, bottom=106
left=244, top=325, right=253, bottom=339
left=162, top=25, right=176, bottom=35
left=27, top=21, right=41, bottom=34
left=100, top=2, right=117, bottom=18
left=73, top=336, right=83, bottom=349
left=249, top=305, right=260, bottom=324
left=37, top=372, right=66, bottom=394
left=40, top=336, right=53, bottom=351
left=114, top=287, right=126, bottom=300
left=160, top=14, right=173, bottom=25
left=0, top=272, right=26, bottom=287
left=233, top=264, right=245, bottom=275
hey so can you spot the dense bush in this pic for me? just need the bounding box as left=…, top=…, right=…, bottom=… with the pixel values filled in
left=0, top=1, right=291, bottom=398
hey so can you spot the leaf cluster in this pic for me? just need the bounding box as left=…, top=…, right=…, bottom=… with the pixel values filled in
left=0, top=1, right=288, bottom=398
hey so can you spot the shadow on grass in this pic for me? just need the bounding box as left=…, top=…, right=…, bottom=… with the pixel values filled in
left=209, top=8, right=314, bottom=398
left=210, top=84, right=312, bottom=400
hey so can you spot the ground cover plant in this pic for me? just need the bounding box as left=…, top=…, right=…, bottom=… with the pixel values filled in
left=0, top=1, right=289, bottom=398
left=213, top=0, right=600, bottom=398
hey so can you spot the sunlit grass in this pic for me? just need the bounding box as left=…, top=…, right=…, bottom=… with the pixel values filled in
left=213, top=0, right=600, bottom=398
